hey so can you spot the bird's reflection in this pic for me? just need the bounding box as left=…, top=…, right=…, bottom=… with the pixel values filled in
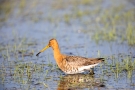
left=57, top=74, right=105, bottom=90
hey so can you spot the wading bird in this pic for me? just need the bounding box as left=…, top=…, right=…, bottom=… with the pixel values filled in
left=36, top=38, right=104, bottom=74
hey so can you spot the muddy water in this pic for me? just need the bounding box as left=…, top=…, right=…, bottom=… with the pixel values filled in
left=0, top=0, right=135, bottom=90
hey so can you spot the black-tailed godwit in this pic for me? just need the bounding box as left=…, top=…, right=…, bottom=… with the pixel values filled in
left=36, top=38, right=104, bottom=74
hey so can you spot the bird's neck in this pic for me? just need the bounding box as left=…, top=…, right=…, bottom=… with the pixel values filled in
left=53, top=46, right=63, bottom=63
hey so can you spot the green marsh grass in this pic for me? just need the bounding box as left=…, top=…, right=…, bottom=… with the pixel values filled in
left=0, top=31, right=41, bottom=89
left=91, top=8, right=135, bottom=45
left=13, top=62, right=47, bottom=83
left=0, top=0, right=135, bottom=89
left=20, top=0, right=26, bottom=8
left=106, top=54, right=135, bottom=80
left=0, top=0, right=13, bottom=23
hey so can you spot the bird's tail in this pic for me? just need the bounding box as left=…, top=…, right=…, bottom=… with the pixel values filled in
left=97, top=58, right=105, bottom=62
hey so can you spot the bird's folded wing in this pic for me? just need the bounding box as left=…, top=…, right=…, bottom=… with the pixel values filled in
left=64, top=56, right=104, bottom=66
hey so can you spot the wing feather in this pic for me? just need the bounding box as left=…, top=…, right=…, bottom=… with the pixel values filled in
left=64, top=55, right=104, bottom=66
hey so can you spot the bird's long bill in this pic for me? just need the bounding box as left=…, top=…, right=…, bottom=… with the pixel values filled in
left=36, top=45, right=49, bottom=56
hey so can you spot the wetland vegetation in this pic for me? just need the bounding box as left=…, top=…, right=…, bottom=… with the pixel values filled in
left=0, top=0, right=135, bottom=90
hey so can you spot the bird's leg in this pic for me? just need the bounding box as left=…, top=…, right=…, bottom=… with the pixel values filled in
left=89, top=68, right=95, bottom=75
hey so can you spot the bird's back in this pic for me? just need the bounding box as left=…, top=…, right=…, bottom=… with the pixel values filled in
left=63, top=55, right=104, bottom=66
left=58, top=55, right=104, bottom=74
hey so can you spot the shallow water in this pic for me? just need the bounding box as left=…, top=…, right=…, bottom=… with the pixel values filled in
left=0, top=0, right=135, bottom=90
